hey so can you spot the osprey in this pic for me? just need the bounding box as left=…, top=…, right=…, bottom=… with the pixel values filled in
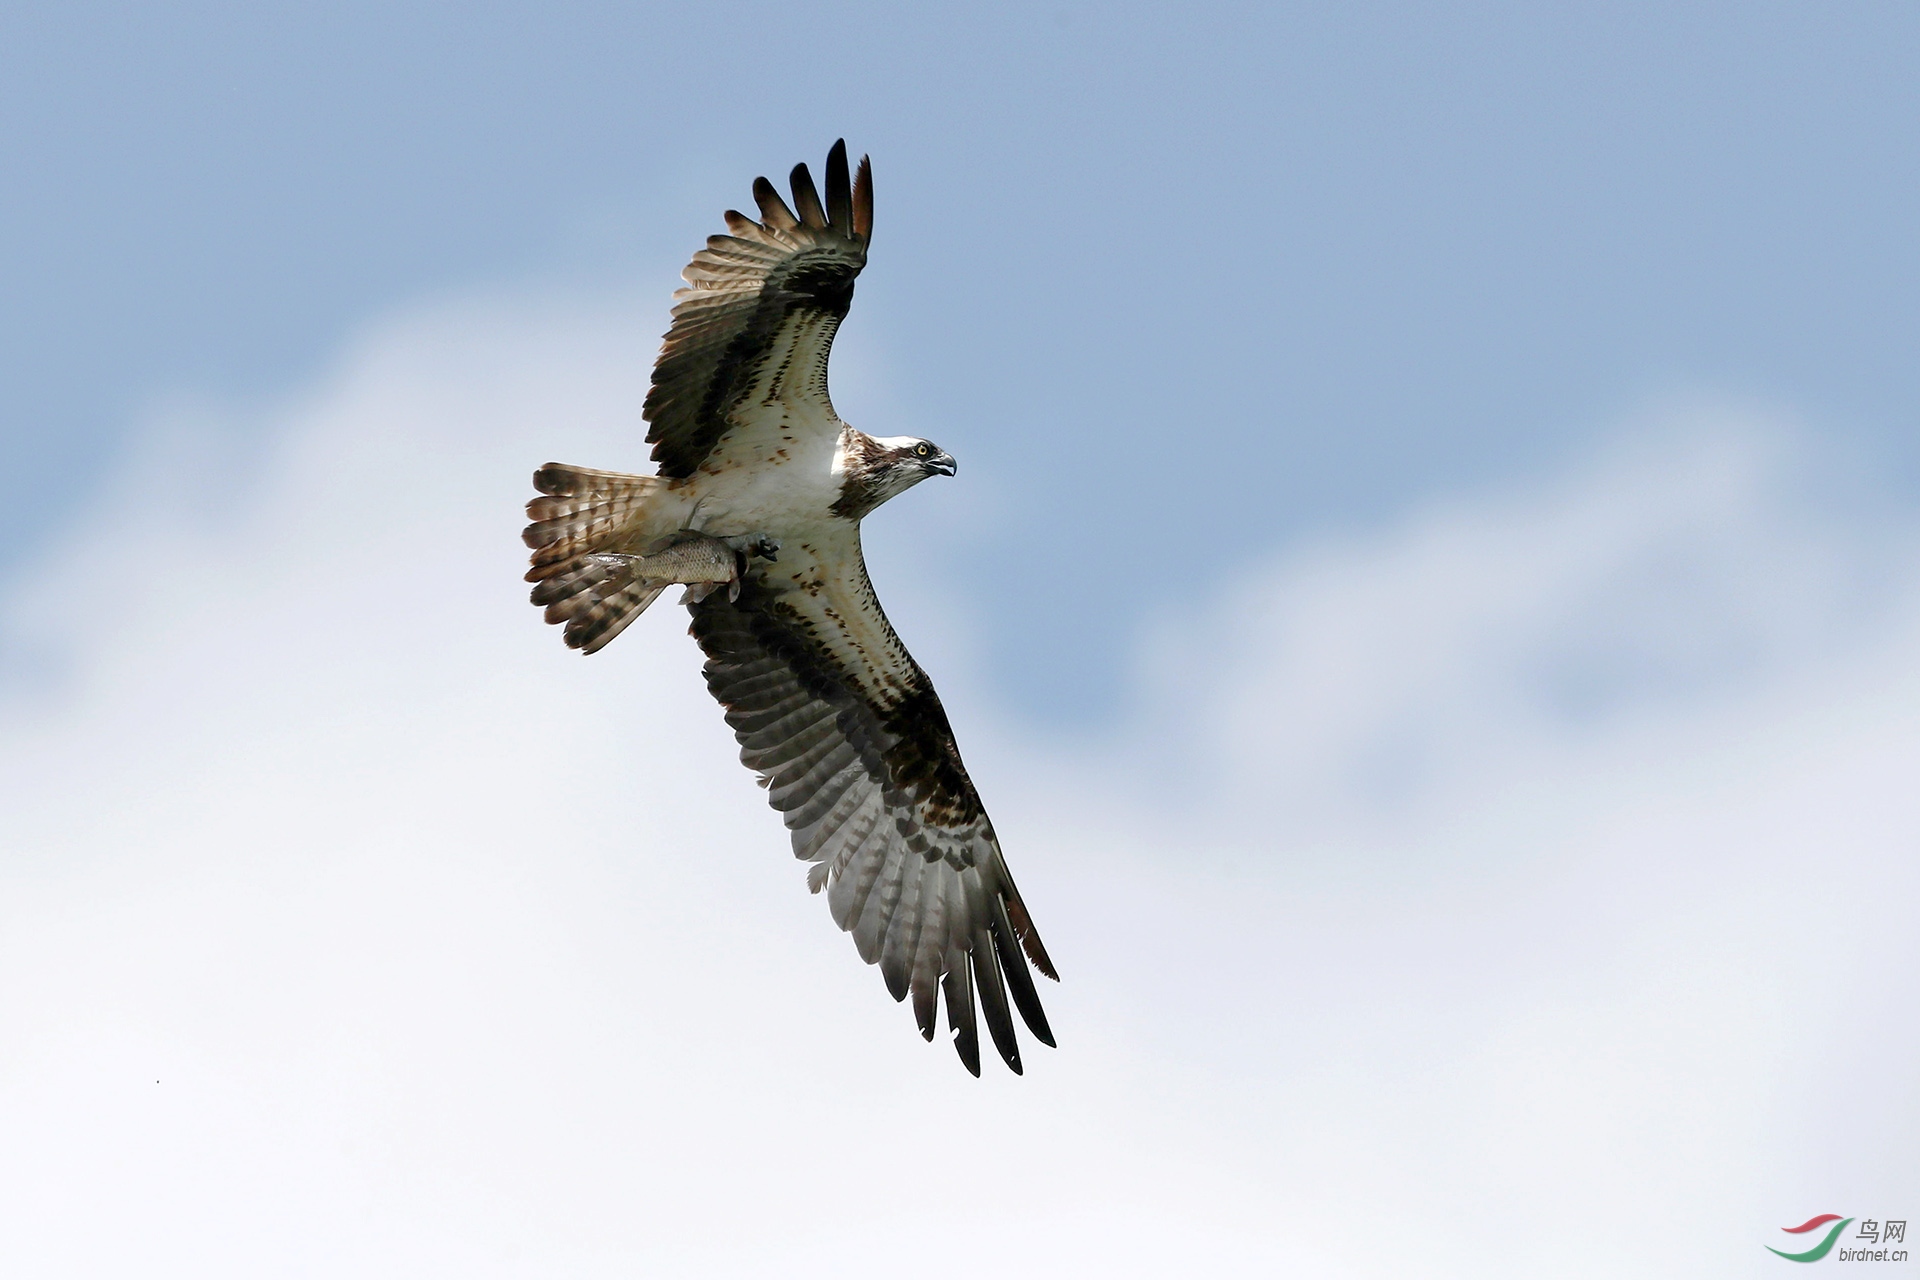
left=522, top=141, right=1056, bottom=1075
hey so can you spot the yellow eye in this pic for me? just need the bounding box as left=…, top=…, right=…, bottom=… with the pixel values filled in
left=914, top=443, right=931, bottom=457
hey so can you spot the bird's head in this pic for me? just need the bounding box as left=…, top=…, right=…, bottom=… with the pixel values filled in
left=837, top=433, right=956, bottom=517
left=887, top=436, right=957, bottom=480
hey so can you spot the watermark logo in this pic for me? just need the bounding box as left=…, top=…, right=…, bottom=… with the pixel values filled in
left=1768, top=1215, right=1908, bottom=1264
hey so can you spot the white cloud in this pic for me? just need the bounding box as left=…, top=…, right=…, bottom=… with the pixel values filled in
left=2, top=291, right=1915, bottom=1278
left=1120, top=415, right=1917, bottom=836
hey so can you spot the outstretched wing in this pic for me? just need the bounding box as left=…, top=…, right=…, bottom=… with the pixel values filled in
left=645, top=140, right=872, bottom=479
left=686, top=534, right=1057, bottom=1075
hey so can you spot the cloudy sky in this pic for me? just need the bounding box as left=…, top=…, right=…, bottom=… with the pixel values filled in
left=2, top=5, right=1917, bottom=1276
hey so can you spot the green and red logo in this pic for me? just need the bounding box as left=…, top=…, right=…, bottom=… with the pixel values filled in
left=1769, top=1215, right=1853, bottom=1262
left=1768, top=1214, right=1908, bottom=1263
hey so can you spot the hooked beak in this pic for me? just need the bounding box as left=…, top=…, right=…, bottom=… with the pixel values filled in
left=927, top=450, right=957, bottom=477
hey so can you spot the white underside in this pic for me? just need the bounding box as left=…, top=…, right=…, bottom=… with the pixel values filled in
left=634, top=408, right=917, bottom=704
left=617, top=315, right=922, bottom=703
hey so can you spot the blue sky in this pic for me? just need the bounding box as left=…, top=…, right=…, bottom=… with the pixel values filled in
left=3, top=6, right=1918, bottom=1275
left=5, top=1, right=1918, bottom=718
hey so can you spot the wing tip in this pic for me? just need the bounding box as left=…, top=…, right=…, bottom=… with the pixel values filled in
left=1005, top=896, right=1059, bottom=981
left=942, top=961, right=981, bottom=1076
left=824, top=139, right=853, bottom=236
left=990, top=896, right=1056, bottom=1047
left=852, top=153, right=873, bottom=241
left=788, top=160, right=828, bottom=230
left=752, top=175, right=799, bottom=230
left=970, top=925, right=1025, bottom=1074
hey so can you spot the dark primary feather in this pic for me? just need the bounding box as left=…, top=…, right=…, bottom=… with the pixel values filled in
left=687, top=571, right=1056, bottom=1076
left=644, top=140, right=872, bottom=479
left=788, top=161, right=828, bottom=229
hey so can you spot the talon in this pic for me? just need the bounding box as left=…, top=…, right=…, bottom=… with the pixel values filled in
left=724, top=533, right=780, bottom=561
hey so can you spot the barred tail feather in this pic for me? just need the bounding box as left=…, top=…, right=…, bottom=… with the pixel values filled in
left=523, top=464, right=669, bottom=654
left=529, top=555, right=667, bottom=654
left=523, top=464, right=664, bottom=578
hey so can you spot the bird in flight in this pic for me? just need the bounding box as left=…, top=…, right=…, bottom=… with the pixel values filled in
left=522, top=141, right=1056, bottom=1074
